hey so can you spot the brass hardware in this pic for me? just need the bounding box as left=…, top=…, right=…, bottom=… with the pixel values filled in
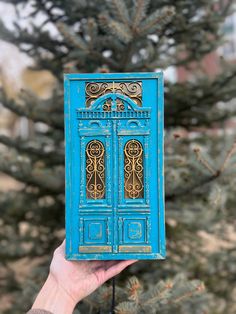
left=102, top=99, right=125, bottom=112
left=124, top=140, right=144, bottom=199
left=86, top=140, right=105, bottom=199
left=116, top=99, right=125, bottom=111
left=102, top=98, right=112, bottom=111
left=119, top=245, right=151, bottom=253
left=79, top=246, right=112, bottom=253
left=86, top=81, right=142, bottom=107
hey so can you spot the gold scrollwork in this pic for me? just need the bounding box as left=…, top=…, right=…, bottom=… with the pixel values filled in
left=86, top=140, right=105, bottom=199
left=116, top=99, right=125, bottom=111
left=102, top=98, right=112, bottom=111
left=102, top=99, right=125, bottom=112
left=124, top=140, right=144, bottom=199
left=86, top=81, right=142, bottom=107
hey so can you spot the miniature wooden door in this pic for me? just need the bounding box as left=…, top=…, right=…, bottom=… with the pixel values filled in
left=64, top=73, right=165, bottom=260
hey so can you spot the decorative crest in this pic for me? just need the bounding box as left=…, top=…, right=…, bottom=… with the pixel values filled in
left=85, top=81, right=142, bottom=107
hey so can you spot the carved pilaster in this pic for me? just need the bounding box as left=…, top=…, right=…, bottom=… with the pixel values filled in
left=79, top=218, right=84, bottom=245
left=80, top=136, right=86, bottom=206
left=144, top=135, right=150, bottom=205
left=105, top=135, right=112, bottom=205
left=146, top=217, right=151, bottom=244
left=118, top=136, right=123, bottom=204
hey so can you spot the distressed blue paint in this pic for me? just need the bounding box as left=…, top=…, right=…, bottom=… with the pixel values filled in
left=64, top=72, right=165, bottom=260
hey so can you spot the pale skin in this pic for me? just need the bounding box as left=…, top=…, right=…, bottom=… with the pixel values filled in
left=31, top=240, right=137, bottom=314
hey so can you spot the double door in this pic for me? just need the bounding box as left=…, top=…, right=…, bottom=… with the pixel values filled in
left=78, top=116, right=151, bottom=254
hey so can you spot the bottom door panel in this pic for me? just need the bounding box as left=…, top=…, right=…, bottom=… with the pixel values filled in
left=118, top=215, right=151, bottom=253
left=78, top=216, right=112, bottom=253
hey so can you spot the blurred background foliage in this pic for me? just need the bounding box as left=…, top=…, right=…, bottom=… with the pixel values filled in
left=0, top=0, right=236, bottom=313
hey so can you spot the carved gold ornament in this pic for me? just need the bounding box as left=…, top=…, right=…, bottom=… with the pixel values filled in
left=86, top=81, right=142, bottom=107
left=102, top=98, right=112, bottom=111
left=124, top=140, right=144, bottom=199
left=116, top=99, right=125, bottom=111
left=86, top=140, right=105, bottom=199
left=102, top=98, right=125, bottom=112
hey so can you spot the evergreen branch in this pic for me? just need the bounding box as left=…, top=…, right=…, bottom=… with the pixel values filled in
left=0, top=1, right=235, bottom=311
left=89, top=50, right=120, bottom=70
left=107, top=0, right=130, bottom=26
left=165, top=174, right=217, bottom=201
left=139, top=6, right=175, bottom=36
left=126, top=276, right=142, bottom=302
left=0, top=0, right=21, bottom=3
left=0, top=190, right=64, bottom=225
left=193, top=147, right=217, bottom=176
left=13, top=24, right=67, bottom=56
left=97, top=286, right=113, bottom=304
left=99, top=14, right=133, bottom=44
left=219, top=140, right=236, bottom=173
left=0, top=89, right=64, bottom=130
left=58, top=19, right=120, bottom=69
left=142, top=280, right=173, bottom=305
left=220, top=0, right=235, bottom=16
left=35, top=0, right=64, bottom=24
left=0, top=149, right=64, bottom=193
left=0, top=135, right=64, bottom=165
left=119, top=41, right=135, bottom=70
left=0, top=19, right=16, bottom=42
left=166, top=140, right=236, bottom=201
left=95, top=35, right=125, bottom=52
left=132, top=0, right=150, bottom=30
left=115, top=301, right=137, bottom=314
left=57, top=22, right=88, bottom=51
left=86, top=18, right=98, bottom=49
left=165, top=67, right=236, bottom=128
left=170, top=282, right=205, bottom=304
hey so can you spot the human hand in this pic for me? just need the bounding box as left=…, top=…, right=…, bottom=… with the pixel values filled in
left=31, top=240, right=137, bottom=314
left=50, top=240, right=137, bottom=303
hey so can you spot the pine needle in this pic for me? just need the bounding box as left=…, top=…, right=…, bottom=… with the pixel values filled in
left=139, top=6, right=175, bottom=36
left=115, top=301, right=137, bottom=314
left=132, top=0, right=151, bottom=30
left=126, top=276, right=142, bottom=301
left=220, top=140, right=236, bottom=173
left=56, top=22, right=88, bottom=51
left=193, top=147, right=216, bottom=176
left=107, top=0, right=130, bottom=26
left=99, top=14, right=132, bottom=43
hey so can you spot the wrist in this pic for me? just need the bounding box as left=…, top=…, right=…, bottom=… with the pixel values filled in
left=31, top=274, right=76, bottom=314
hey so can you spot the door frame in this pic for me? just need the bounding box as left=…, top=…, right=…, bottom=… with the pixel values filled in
left=64, top=72, right=165, bottom=260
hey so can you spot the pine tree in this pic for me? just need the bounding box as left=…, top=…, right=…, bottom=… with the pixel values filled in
left=0, top=0, right=236, bottom=313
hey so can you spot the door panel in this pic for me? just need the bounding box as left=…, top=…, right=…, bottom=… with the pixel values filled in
left=123, top=218, right=146, bottom=243
left=79, top=134, right=112, bottom=208
left=118, top=216, right=150, bottom=245
left=123, top=139, right=144, bottom=200
left=86, top=139, right=106, bottom=200
left=84, top=218, right=108, bottom=244
left=78, top=215, right=112, bottom=253
left=118, top=135, right=150, bottom=207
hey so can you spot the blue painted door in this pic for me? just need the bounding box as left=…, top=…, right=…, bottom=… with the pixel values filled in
left=65, top=73, right=165, bottom=260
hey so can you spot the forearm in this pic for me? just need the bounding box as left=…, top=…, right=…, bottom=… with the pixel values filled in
left=29, top=274, right=76, bottom=314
